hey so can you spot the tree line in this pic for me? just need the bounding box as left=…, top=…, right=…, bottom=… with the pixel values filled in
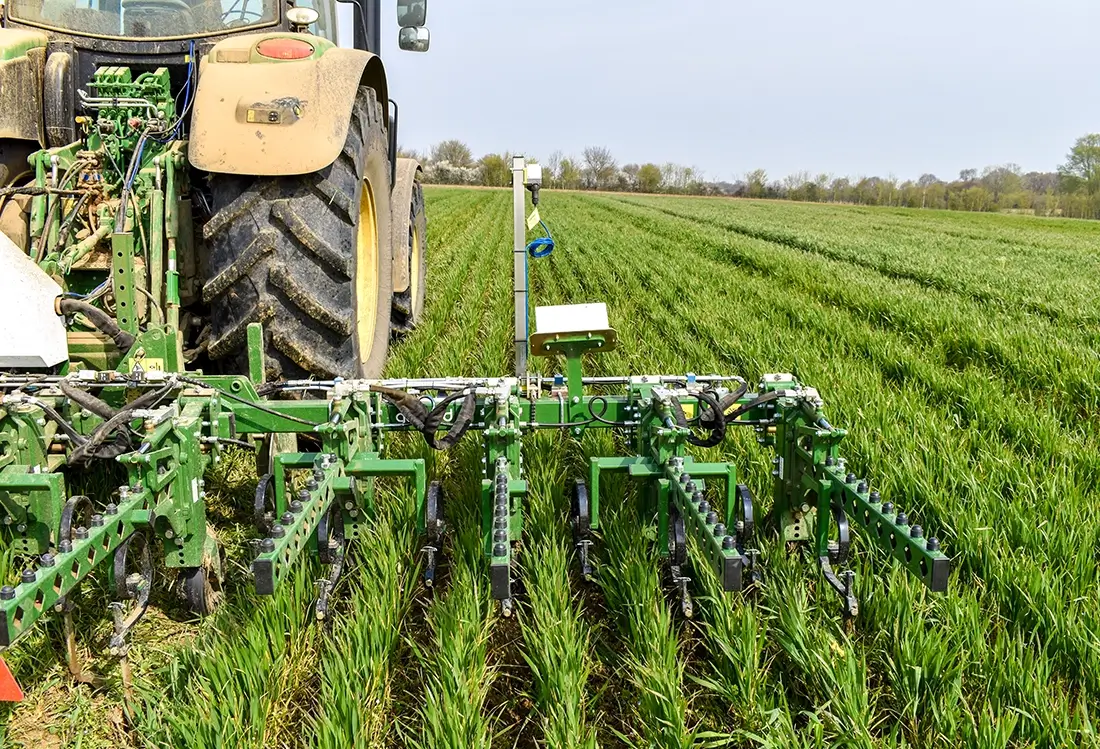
left=401, top=134, right=1100, bottom=220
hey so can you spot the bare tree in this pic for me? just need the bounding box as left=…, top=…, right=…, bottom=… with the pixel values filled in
left=582, top=146, right=617, bottom=190
left=544, top=150, right=563, bottom=188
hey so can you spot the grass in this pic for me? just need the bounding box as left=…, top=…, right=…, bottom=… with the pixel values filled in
left=3, top=187, right=1100, bottom=747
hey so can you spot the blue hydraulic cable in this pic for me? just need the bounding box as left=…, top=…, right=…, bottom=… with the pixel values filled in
left=526, top=220, right=555, bottom=258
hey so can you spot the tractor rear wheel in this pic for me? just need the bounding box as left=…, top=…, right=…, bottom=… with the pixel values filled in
left=391, top=158, right=427, bottom=333
left=201, top=86, right=393, bottom=379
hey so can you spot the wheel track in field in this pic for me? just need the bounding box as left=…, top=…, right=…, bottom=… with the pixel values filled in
left=546, top=192, right=1100, bottom=740
left=598, top=197, right=1100, bottom=433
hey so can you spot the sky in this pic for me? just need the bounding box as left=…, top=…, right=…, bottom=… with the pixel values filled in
left=374, top=0, right=1100, bottom=183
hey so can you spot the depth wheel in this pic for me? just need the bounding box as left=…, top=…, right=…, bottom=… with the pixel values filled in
left=113, top=531, right=153, bottom=609
left=180, top=526, right=225, bottom=616
left=317, top=505, right=346, bottom=566
left=254, top=473, right=277, bottom=535
left=202, top=85, right=394, bottom=379
left=669, top=508, right=687, bottom=568
left=59, top=495, right=93, bottom=545
left=424, top=481, right=444, bottom=542
left=391, top=158, right=427, bottom=333
left=570, top=479, right=591, bottom=543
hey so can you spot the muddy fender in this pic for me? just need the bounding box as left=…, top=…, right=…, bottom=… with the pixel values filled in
left=188, top=33, right=388, bottom=176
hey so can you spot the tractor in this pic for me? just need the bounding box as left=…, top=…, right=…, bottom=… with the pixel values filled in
left=0, top=0, right=430, bottom=382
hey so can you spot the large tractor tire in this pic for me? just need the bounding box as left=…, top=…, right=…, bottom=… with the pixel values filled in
left=0, top=139, right=35, bottom=250
left=391, top=158, right=427, bottom=333
left=201, top=86, right=393, bottom=380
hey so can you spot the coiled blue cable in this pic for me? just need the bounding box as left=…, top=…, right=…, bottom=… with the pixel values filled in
left=526, top=220, right=555, bottom=258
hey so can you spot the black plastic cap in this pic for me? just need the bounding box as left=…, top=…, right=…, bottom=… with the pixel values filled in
left=0, top=586, right=14, bottom=600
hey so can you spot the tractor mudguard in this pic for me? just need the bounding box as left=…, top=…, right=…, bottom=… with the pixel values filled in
left=0, top=29, right=47, bottom=144
left=188, top=33, right=388, bottom=177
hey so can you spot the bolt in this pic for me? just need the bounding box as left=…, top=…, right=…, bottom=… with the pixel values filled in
left=272, top=526, right=286, bottom=538
left=686, top=482, right=698, bottom=495
left=698, top=501, right=710, bottom=514
left=493, top=543, right=508, bottom=557
left=290, top=500, right=303, bottom=514
left=692, top=491, right=703, bottom=503
left=680, top=473, right=692, bottom=485
left=713, top=523, right=726, bottom=537
left=165, top=529, right=174, bottom=539
left=313, top=468, right=325, bottom=482
left=494, top=517, right=507, bottom=530
left=927, top=537, right=940, bottom=551
left=882, top=502, right=894, bottom=515
left=297, top=489, right=310, bottom=503
left=845, top=473, right=857, bottom=484
left=260, top=538, right=276, bottom=553
left=105, top=503, right=118, bottom=515
left=824, top=456, right=835, bottom=467
left=280, top=512, right=294, bottom=526
left=75, top=527, right=88, bottom=540
left=857, top=481, right=868, bottom=494
left=20, top=570, right=35, bottom=584
left=896, top=513, right=908, bottom=526
left=869, top=491, right=881, bottom=504
left=58, top=540, right=72, bottom=553
left=494, top=530, right=508, bottom=543
left=910, top=525, right=923, bottom=539
left=39, top=553, right=55, bottom=567
left=0, top=587, right=13, bottom=600
left=722, top=535, right=735, bottom=550
left=119, top=486, right=130, bottom=498
left=705, top=511, right=718, bottom=525
left=91, top=514, right=104, bottom=527
left=306, top=478, right=318, bottom=491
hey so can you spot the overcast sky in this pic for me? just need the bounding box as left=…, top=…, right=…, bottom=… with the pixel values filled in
left=378, top=0, right=1100, bottom=183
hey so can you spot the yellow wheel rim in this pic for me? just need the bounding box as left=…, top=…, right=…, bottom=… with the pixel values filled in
left=410, top=215, right=421, bottom=317
left=355, top=180, right=379, bottom=371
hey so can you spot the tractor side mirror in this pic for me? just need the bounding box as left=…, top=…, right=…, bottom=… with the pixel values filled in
left=397, top=1, right=427, bottom=28
left=398, top=26, right=430, bottom=52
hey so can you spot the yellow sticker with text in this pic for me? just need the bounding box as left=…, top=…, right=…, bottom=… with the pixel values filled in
left=526, top=208, right=541, bottom=231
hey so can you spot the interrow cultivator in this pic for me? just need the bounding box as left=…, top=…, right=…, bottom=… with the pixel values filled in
left=0, top=161, right=950, bottom=701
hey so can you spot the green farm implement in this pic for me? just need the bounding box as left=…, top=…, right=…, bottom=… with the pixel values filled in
left=0, top=3, right=948, bottom=701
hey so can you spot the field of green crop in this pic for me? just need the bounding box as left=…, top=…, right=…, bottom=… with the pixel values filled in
left=3, top=187, right=1100, bottom=748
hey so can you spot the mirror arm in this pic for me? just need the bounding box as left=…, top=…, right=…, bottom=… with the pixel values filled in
left=336, top=0, right=371, bottom=52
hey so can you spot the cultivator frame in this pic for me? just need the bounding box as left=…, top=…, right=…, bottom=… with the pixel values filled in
left=0, top=320, right=949, bottom=651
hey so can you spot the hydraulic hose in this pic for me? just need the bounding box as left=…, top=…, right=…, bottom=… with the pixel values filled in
left=672, top=389, right=727, bottom=448
left=56, top=298, right=136, bottom=355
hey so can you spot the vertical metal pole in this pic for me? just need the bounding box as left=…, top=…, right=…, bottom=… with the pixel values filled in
left=512, top=156, right=528, bottom=376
